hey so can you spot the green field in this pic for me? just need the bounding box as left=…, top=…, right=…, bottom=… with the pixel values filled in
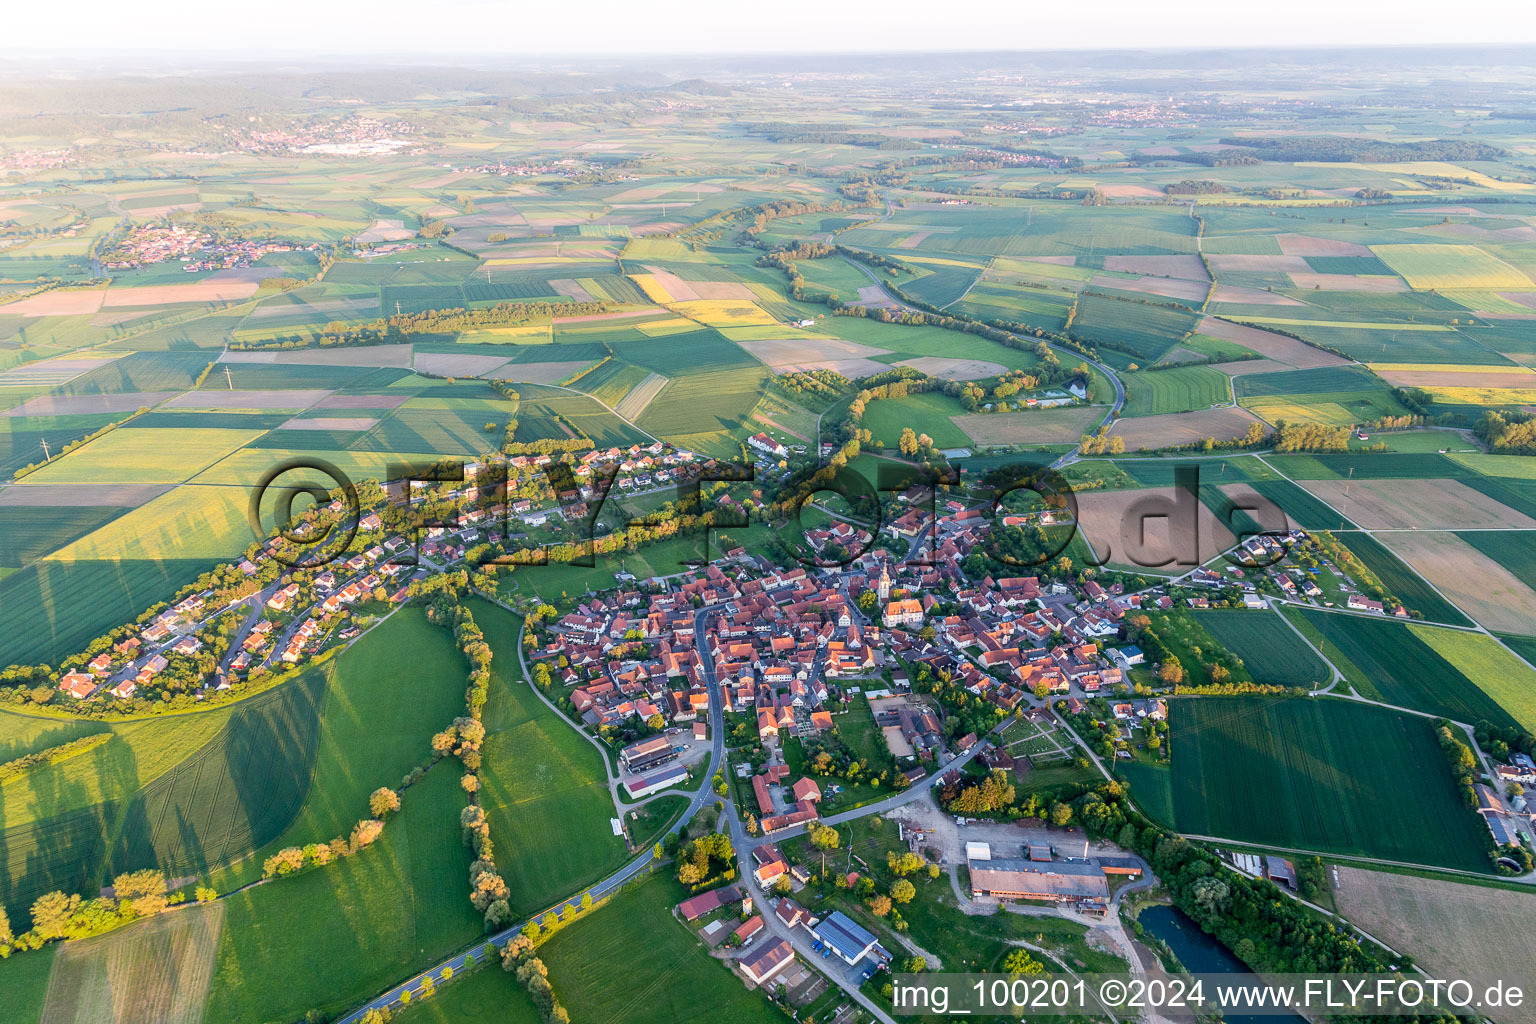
left=468, top=598, right=630, bottom=918
left=1234, top=365, right=1384, bottom=398
left=1264, top=452, right=1471, bottom=480
left=212, top=607, right=472, bottom=889
left=204, top=761, right=481, bottom=1024
left=1117, top=761, right=1174, bottom=827
left=1371, top=244, right=1533, bottom=290
left=1169, top=697, right=1492, bottom=871
left=393, top=965, right=542, bottom=1024
left=20, top=427, right=261, bottom=485
left=1193, top=609, right=1330, bottom=687
left=1337, top=532, right=1473, bottom=626
left=1408, top=626, right=1536, bottom=733
left=1070, top=294, right=1199, bottom=367
left=1120, top=365, right=1230, bottom=417
left=1293, top=607, right=1519, bottom=727
left=0, top=557, right=222, bottom=685
left=858, top=391, right=972, bottom=449
left=1242, top=389, right=1410, bottom=427
left=0, top=944, right=57, bottom=1024
left=536, top=873, right=784, bottom=1024
left=1145, top=609, right=1255, bottom=688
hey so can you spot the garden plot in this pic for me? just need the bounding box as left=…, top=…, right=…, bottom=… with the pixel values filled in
left=1298, top=478, right=1536, bottom=530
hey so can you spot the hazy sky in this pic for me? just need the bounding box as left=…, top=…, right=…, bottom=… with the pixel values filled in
left=5, top=0, right=1536, bottom=54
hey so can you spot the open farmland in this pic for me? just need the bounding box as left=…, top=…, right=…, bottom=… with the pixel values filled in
left=1371, top=244, right=1534, bottom=290
left=1073, top=486, right=1237, bottom=570
left=390, top=969, right=541, bottom=1024
left=1223, top=479, right=1355, bottom=530
left=1335, top=867, right=1536, bottom=1024
left=1458, top=529, right=1536, bottom=597
left=1299, top=477, right=1536, bottom=530
left=1407, top=625, right=1536, bottom=732
left=1196, top=316, right=1349, bottom=369
left=469, top=599, right=630, bottom=918
left=18, top=428, right=261, bottom=485
left=37, top=902, right=225, bottom=1024
left=952, top=404, right=1102, bottom=446
left=1193, top=609, right=1330, bottom=687
left=0, top=557, right=220, bottom=670
left=1120, top=365, right=1231, bottom=417
left=1334, top=531, right=1472, bottom=625
left=1108, top=406, right=1262, bottom=451
left=1293, top=607, right=1522, bottom=728
left=1070, top=295, right=1199, bottom=367
left=1169, top=697, right=1492, bottom=871
left=859, top=392, right=973, bottom=449
left=535, top=874, right=784, bottom=1024
left=0, top=673, right=323, bottom=923
left=203, top=763, right=481, bottom=1024
left=1376, top=531, right=1536, bottom=634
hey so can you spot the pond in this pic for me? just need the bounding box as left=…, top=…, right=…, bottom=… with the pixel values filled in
left=1139, top=904, right=1307, bottom=1024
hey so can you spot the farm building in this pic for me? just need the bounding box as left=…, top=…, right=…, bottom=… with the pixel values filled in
left=622, top=763, right=688, bottom=799
left=620, top=734, right=675, bottom=772
left=738, top=938, right=796, bottom=985
left=967, top=857, right=1109, bottom=903
left=676, top=885, right=742, bottom=922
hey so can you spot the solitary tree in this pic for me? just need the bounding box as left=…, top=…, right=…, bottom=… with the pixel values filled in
left=369, top=787, right=401, bottom=818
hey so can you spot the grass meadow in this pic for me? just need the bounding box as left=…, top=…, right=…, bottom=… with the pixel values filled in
left=535, top=873, right=785, bottom=1024
left=467, top=599, right=630, bottom=918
